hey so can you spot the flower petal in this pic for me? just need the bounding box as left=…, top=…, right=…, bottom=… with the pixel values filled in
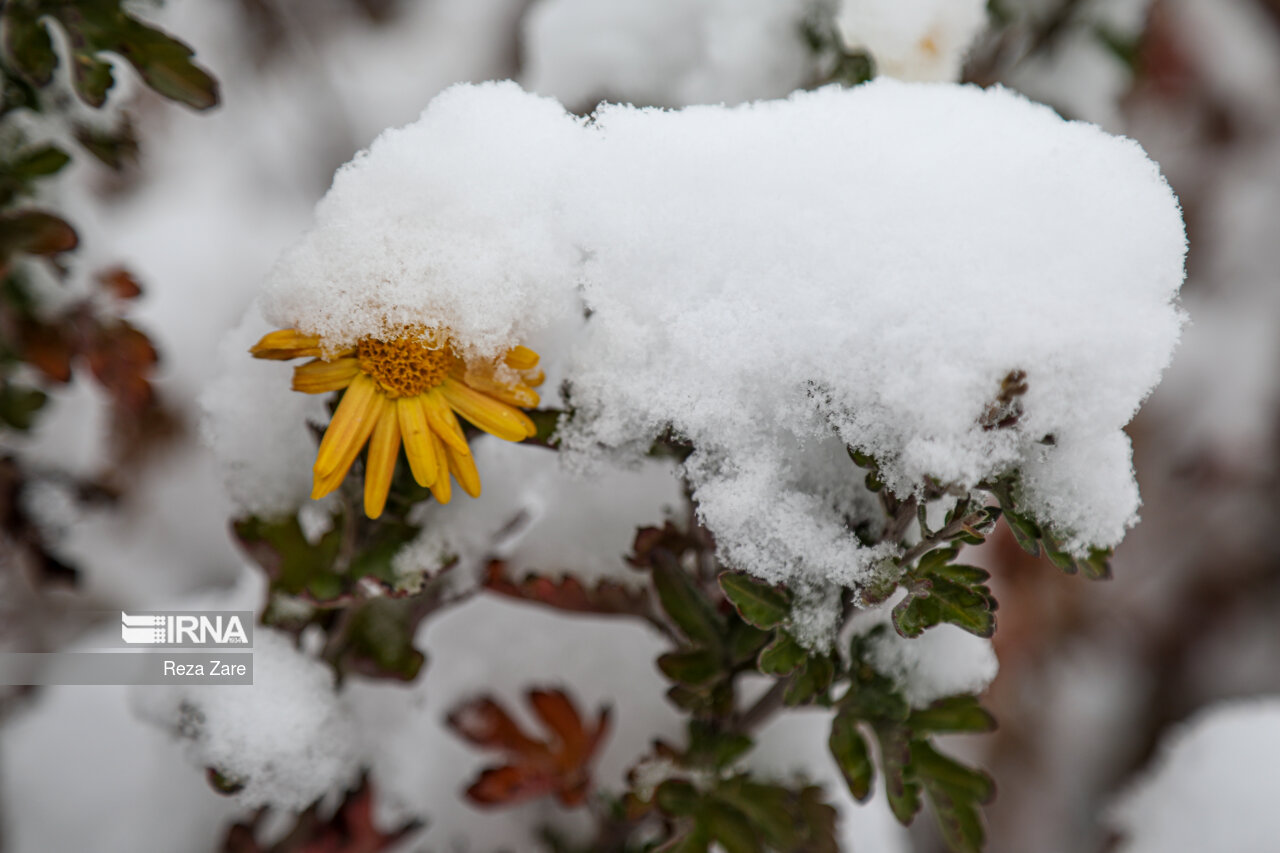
left=364, top=402, right=400, bottom=519
left=292, top=358, right=359, bottom=394
left=422, top=388, right=472, bottom=455
left=311, top=385, right=383, bottom=500
left=447, top=444, right=482, bottom=498
left=463, top=370, right=541, bottom=408
left=427, top=428, right=452, bottom=505
left=314, top=374, right=381, bottom=479
left=396, top=396, right=437, bottom=487
left=503, top=345, right=540, bottom=371
left=250, top=329, right=323, bottom=360
left=440, top=378, right=536, bottom=442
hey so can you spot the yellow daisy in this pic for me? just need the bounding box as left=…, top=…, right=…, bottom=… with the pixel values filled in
left=251, top=326, right=543, bottom=519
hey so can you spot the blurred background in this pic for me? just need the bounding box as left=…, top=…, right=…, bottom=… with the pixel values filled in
left=0, top=1, right=1277, bottom=851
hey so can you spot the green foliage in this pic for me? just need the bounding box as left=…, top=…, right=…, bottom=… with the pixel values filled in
left=2, top=0, right=219, bottom=110
left=0, top=379, right=45, bottom=429
left=757, top=631, right=806, bottom=676
left=987, top=476, right=1113, bottom=579
left=825, top=628, right=997, bottom=853
left=652, top=775, right=838, bottom=853
left=892, top=546, right=997, bottom=639
left=718, top=571, right=792, bottom=629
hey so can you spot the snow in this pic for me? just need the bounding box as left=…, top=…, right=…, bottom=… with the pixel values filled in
left=132, top=627, right=361, bottom=810
left=1108, top=698, right=1280, bottom=853
left=216, top=79, right=1186, bottom=638
left=521, top=0, right=817, bottom=110
left=847, top=591, right=1000, bottom=707
left=0, top=683, right=237, bottom=853
left=835, top=0, right=989, bottom=82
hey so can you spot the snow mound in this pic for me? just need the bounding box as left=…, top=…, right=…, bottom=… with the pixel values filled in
left=215, top=80, right=1185, bottom=619
left=1109, top=698, right=1280, bottom=853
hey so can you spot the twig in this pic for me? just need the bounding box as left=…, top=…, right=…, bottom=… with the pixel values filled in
left=898, top=509, right=990, bottom=568
left=736, top=680, right=790, bottom=734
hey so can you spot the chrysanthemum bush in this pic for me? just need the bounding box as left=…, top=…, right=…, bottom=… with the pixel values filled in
left=0, top=2, right=1206, bottom=851
left=197, top=72, right=1185, bottom=851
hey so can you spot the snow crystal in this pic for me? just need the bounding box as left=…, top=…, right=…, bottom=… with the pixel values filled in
left=1108, top=698, right=1280, bottom=853
left=835, top=0, right=989, bottom=82
left=521, top=0, right=817, bottom=110
left=132, top=628, right=360, bottom=810
left=222, top=79, right=1185, bottom=615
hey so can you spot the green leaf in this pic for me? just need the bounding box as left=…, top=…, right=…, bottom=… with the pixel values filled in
left=718, top=571, right=791, bottom=629
left=783, top=654, right=834, bottom=706
left=1076, top=547, right=1113, bottom=581
left=68, top=49, right=116, bottom=108
left=73, top=120, right=139, bottom=170
left=12, top=0, right=221, bottom=110
left=912, top=740, right=994, bottom=853
left=758, top=631, right=806, bottom=676
left=704, top=800, right=764, bottom=853
left=829, top=711, right=874, bottom=801
left=909, top=695, right=997, bottom=734
left=0, top=382, right=47, bottom=430
left=686, top=721, right=753, bottom=770
left=2, top=5, right=57, bottom=85
left=232, top=514, right=343, bottom=600
left=651, top=553, right=724, bottom=649
left=1002, top=508, right=1041, bottom=557
left=342, top=597, right=426, bottom=681
left=795, top=785, right=840, bottom=853
left=841, top=668, right=910, bottom=724
left=892, top=553, right=997, bottom=640
left=726, top=619, right=771, bottom=664
left=655, top=780, right=701, bottom=817
left=875, top=723, right=922, bottom=825
left=716, top=779, right=795, bottom=847
left=1041, top=531, right=1077, bottom=572
left=658, top=648, right=723, bottom=687
left=830, top=50, right=876, bottom=87
left=656, top=826, right=711, bottom=853
left=8, top=144, right=71, bottom=179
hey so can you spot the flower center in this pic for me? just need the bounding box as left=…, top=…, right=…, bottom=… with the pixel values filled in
left=356, top=330, right=458, bottom=398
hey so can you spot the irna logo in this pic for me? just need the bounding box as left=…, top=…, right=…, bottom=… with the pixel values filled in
left=120, top=611, right=252, bottom=647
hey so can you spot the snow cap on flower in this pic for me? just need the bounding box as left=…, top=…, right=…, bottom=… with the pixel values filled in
left=211, top=80, right=1185, bottom=642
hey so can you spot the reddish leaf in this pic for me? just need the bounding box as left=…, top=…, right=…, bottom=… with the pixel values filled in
left=19, top=321, right=73, bottom=383
left=483, top=561, right=650, bottom=616
left=83, top=319, right=158, bottom=412
left=466, top=765, right=559, bottom=806
left=447, top=697, right=546, bottom=755
left=96, top=266, right=143, bottom=299
left=447, top=688, right=611, bottom=809
left=0, top=210, right=77, bottom=262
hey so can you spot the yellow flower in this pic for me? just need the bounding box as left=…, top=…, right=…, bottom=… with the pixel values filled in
left=251, top=327, right=543, bottom=518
